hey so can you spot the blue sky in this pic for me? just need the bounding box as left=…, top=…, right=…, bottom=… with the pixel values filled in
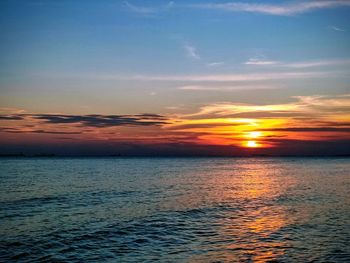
left=1, top=1, right=350, bottom=75
left=1, top=1, right=349, bottom=105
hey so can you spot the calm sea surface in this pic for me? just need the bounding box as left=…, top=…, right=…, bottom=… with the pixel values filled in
left=0, top=157, right=349, bottom=262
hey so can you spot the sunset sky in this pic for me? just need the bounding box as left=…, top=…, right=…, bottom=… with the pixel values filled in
left=1, top=0, right=350, bottom=156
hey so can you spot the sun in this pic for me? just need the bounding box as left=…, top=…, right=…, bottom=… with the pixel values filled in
left=246, top=140, right=259, bottom=148
left=243, top=131, right=263, bottom=148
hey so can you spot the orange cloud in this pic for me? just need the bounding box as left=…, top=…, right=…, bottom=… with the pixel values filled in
left=0, top=95, right=349, bottom=150
left=165, top=94, right=350, bottom=148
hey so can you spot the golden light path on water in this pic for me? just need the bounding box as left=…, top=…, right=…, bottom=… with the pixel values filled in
left=166, top=159, right=300, bottom=262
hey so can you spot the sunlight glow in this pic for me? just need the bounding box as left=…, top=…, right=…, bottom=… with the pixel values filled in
left=246, top=140, right=259, bottom=148
left=247, top=131, right=262, bottom=138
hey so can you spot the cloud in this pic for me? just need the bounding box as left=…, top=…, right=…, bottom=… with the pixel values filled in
left=168, top=122, right=245, bottom=130
left=124, top=1, right=174, bottom=14
left=183, top=94, right=350, bottom=118
left=206, top=62, right=225, bottom=67
left=0, top=115, right=24, bottom=120
left=32, top=114, right=168, bottom=127
left=0, top=107, right=26, bottom=114
left=133, top=113, right=168, bottom=120
left=286, top=59, right=350, bottom=68
left=0, top=113, right=168, bottom=128
left=312, top=121, right=350, bottom=127
left=262, top=127, right=350, bottom=132
left=183, top=103, right=298, bottom=118
left=33, top=130, right=82, bottom=134
left=190, top=1, right=350, bottom=16
left=243, top=58, right=350, bottom=68
left=178, top=84, right=281, bottom=91
left=161, top=94, right=350, bottom=149
left=1, top=95, right=349, bottom=154
left=0, top=127, right=82, bottom=135
left=183, top=43, right=200, bottom=60
left=112, top=71, right=336, bottom=82
left=124, top=1, right=156, bottom=14
left=327, top=25, right=346, bottom=32
left=42, top=58, right=349, bottom=81
left=244, top=59, right=279, bottom=66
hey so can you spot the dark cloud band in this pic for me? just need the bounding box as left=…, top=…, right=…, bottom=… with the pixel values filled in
left=0, top=113, right=168, bottom=127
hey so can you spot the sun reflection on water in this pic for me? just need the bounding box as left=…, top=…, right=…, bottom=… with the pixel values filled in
left=185, top=161, right=292, bottom=262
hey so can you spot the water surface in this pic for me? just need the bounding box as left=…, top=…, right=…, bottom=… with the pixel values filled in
left=1, top=157, right=349, bottom=262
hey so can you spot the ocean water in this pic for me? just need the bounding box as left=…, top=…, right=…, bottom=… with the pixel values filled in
left=0, top=157, right=349, bottom=262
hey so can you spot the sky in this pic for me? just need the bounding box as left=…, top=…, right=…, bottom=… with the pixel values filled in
left=0, top=0, right=350, bottom=156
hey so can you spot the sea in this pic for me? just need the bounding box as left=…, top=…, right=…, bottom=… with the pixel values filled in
left=0, top=157, right=349, bottom=262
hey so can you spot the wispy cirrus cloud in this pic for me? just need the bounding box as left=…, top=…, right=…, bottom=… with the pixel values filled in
left=206, top=61, right=225, bottom=67
left=244, top=58, right=350, bottom=68
left=287, top=59, right=350, bottom=68
left=178, top=84, right=281, bottom=91
left=182, top=94, right=350, bottom=118
left=124, top=1, right=174, bottom=14
left=327, top=25, right=346, bottom=32
left=110, top=70, right=337, bottom=82
left=124, top=1, right=156, bottom=14
left=244, top=58, right=279, bottom=66
left=261, top=127, right=350, bottom=132
left=190, top=1, right=350, bottom=16
left=0, top=107, right=26, bottom=114
left=183, top=43, right=200, bottom=60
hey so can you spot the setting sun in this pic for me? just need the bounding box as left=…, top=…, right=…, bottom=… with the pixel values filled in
left=246, top=140, right=259, bottom=148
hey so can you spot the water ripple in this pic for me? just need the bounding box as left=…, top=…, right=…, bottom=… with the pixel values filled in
left=1, top=157, right=349, bottom=262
